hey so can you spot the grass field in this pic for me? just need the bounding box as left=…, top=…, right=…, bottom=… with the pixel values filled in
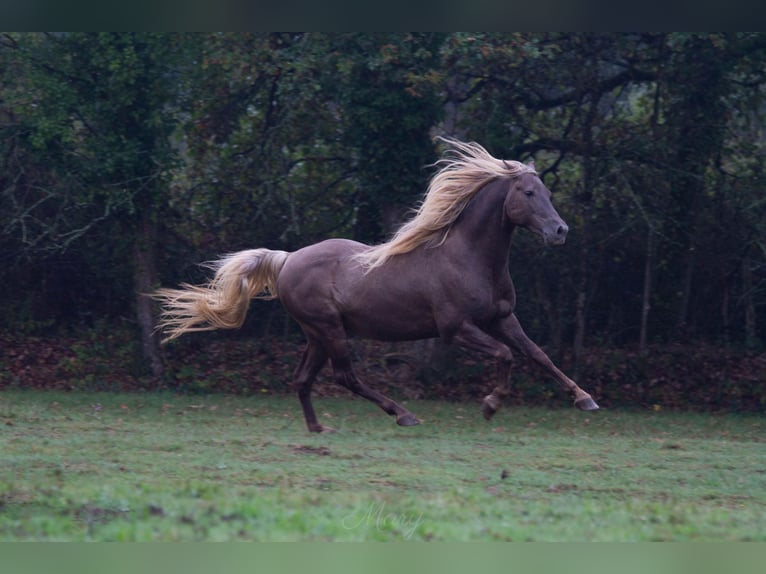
left=1, top=390, right=764, bottom=541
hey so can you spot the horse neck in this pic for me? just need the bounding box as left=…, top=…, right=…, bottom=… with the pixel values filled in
left=448, top=178, right=515, bottom=271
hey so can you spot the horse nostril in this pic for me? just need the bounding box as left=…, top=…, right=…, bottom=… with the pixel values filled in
left=557, top=224, right=568, bottom=236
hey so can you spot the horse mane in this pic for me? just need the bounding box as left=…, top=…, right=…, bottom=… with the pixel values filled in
left=356, top=137, right=537, bottom=271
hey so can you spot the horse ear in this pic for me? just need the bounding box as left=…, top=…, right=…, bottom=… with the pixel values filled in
left=526, top=159, right=536, bottom=171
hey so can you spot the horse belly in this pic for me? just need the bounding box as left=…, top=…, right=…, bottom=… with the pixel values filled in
left=344, top=311, right=438, bottom=341
left=339, top=285, right=439, bottom=342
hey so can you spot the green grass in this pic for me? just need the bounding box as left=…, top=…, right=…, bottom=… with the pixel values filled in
left=1, top=390, right=764, bottom=541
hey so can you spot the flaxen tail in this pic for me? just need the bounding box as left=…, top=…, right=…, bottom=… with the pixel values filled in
left=151, top=249, right=289, bottom=342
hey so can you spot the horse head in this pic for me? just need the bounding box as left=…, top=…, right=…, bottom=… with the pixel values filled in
left=504, top=170, right=568, bottom=246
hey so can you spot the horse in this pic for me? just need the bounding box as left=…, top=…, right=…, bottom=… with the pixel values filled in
left=152, top=138, right=598, bottom=433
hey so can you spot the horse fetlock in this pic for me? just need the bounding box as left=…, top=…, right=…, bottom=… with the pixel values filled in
left=482, top=394, right=501, bottom=420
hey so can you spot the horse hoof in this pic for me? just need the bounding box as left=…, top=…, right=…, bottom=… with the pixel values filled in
left=396, top=413, right=421, bottom=427
left=482, top=404, right=497, bottom=420
left=575, top=396, right=599, bottom=411
left=308, top=424, right=337, bottom=433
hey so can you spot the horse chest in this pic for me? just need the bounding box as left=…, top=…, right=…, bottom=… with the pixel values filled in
left=494, top=299, right=513, bottom=319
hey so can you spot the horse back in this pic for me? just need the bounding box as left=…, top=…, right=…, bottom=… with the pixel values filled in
left=277, top=238, right=439, bottom=341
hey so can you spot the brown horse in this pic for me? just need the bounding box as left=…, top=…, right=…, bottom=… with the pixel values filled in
left=153, top=138, right=598, bottom=432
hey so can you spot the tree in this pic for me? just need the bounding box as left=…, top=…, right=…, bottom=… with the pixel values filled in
left=169, top=33, right=361, bottom=256
left=3, top=32, right=766, bottom=386
left=326, top=33, right=445, bottom=239
left=432, top=32, right=766, bottom=357
left=0, top=32, right=189, bottom=375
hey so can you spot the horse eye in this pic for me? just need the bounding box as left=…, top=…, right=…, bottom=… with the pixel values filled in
left=524, top=190, right=534, bottom=197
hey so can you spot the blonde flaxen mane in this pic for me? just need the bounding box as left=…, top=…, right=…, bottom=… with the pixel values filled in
left=356, top=137, right=537, bottom=270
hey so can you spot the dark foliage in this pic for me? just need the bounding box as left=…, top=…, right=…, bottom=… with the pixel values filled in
left=2, top=329, right=764, bottom=412
left=1, top=33, right=766, bottom=409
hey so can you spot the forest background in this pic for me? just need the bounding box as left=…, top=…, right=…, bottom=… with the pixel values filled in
left=2, top=32, right=766, bottom=411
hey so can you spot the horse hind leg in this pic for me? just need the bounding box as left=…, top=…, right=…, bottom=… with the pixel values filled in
left=323, top=337, right=421, bottom=427
left=294, top=339, right=331, bottom=433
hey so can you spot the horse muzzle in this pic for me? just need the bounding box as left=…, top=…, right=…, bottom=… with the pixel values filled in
left=542, top=222, right=569, bottom=246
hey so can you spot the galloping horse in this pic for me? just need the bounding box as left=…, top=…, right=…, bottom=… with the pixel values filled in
left=153, top=138, right=598, bottom=432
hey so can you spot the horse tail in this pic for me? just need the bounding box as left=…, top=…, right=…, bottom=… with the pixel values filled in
left=151, top=248, right=290, bottom=342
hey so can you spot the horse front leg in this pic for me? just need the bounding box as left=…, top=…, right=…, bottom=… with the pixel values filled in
left=447, top=321, right=515, bottom=420
left=492, top=313, right=599, bottom=411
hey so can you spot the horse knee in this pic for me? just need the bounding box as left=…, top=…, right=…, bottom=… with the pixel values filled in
left=495, top=347, right=514, bottom=367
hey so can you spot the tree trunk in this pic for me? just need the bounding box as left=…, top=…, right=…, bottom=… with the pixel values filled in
left=573, top=233, right=589, bottom=376
left=721, top=278, right=730, bottom=348
left=675, top=243, right=696, bottom=339
left=639, top=228, right=655, bottom=357
left=443, top=73, right=468, bottom=139
left=536, top=270, right=562, bottom=357
left=743, top=254, right=757, bottom=347
left=573, top=288, right=587, bottom=375
left=133, top=214, right=165, bottom=378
